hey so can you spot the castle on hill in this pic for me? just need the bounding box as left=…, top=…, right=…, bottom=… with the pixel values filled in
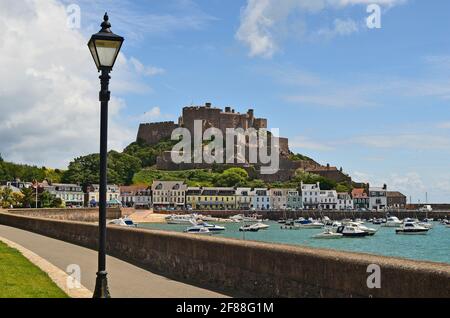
left=136, top=102, right=352, bottom=184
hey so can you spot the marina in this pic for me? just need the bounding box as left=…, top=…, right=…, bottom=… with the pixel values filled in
left=139, top=216, right=450, bottom=264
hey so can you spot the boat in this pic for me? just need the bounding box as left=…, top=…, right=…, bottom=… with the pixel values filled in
left=108, top=217, right=138, bottom=227
left=336, top=225, right=369, bottom=237
left=184, top=226, right=213, bottom=235
left=295, top=218, right=324, bottom=229
left=396, top=222, right=429, bottom=235
left=239, top=224, right=259, bottom=232
left=166, top=214, right=197, bottom=224
left=313, top=228, right=343, bottom=239
left=199, top=222, right=226, bottom=232
left=417, top=221, right=433, bottom=229
left=384, top=216, right=402, bottom=227
left=281, top=220, right=301, bottom=230
left=372, top=218, right=382, bottom=225
left=344, top=222, right=378, bottom=236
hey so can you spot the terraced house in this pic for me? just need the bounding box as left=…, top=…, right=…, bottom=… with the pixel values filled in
left=151, top=181, right=186, bottom=209
left=286, top=190, right=302, bottom=210
left=235, top=187, right=252, bottom=210
left=46, top=183, right=84, bottom=207
left=187, top=187, right=236, bottom=210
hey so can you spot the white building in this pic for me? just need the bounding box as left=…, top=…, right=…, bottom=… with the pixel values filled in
left=48, top=183, right=84, bottom=207
left=119, top=185, right=152, bottom=208
left=235, top=188, right=252, bottom=210
left=151, top=181, right=187, bottom=209
left=269, top=188, right=293, bottom=210
left=319, top=190, right=338, bottom=210
left=286, top=190, right=302, bottom=210
left=301, top=182, right=321, bottom=210
left=87, top=184, right=120, bottom=207
left=337, top=192, right=354, bottom=210
left=251, top=188, right=270, bottom=210
left=369, top=186, right=387, bottom=211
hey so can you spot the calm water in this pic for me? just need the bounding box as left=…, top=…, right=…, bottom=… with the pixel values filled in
left=138, top=221, right=450, bottom=264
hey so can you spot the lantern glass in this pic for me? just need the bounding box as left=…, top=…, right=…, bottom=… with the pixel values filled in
left=94, top=39, right=122, bottom=68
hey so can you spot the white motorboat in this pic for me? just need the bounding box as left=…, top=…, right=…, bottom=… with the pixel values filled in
left=313, top=229, right=343, bottom=239
left=295, top=218, right=324, bottom=229
left=239, top=222, right=269, bottom=232
left=384, top=216, right=402, bottom=227
left=184, top=226, right=213, bottom=235
left=199, top=222, right=226, bottom=232
left=343, top=222, right=378, bottom=236
left=417, top=221, right=433, bottom=229
left=166, top=214, right=197, bottom=224
left=396, top=222, right=429, bottom=235
left=108, top=217, right=138, bottom=227
left=336, top=225, right=369, bottom=237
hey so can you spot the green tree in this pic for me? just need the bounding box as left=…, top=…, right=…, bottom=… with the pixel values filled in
left=0, top=187, right=13, bottom=208
left=214, top=168, right=249, bottom=187
left=20, top=187, right=35, bottom=209
left=63, top=151, right=142, bottom=186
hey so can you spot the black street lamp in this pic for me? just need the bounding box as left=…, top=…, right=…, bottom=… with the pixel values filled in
left=88, top=13, right=124, bottom=298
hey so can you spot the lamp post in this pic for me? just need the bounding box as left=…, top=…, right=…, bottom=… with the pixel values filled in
left=88, top=13, right=124, bottom=298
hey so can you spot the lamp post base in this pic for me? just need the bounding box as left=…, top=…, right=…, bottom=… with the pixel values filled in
left=93, top=271, right=111, bottom=298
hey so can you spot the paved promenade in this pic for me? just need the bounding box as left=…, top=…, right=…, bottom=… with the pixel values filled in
left=0, top=225, right=227, bottom=298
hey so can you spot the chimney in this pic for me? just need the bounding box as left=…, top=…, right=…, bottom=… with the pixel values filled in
left=248, top=109, right=254, bottom=118
left=205, top=102, right=212, bottom=108
left=225, top=106, right=231, bottom=112
left=232, top=109, right=235, bottom=113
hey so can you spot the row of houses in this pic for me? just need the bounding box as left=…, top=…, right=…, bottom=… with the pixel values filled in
left=122, top=181, right=406, bottom=211
left=1, top=180, right=407, bottom=211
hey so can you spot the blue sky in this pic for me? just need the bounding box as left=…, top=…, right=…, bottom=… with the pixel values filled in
left=1, top=0, right=449, bottom=202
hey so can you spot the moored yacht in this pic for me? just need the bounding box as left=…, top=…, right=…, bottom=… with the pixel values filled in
left=184, top=226, right=213, bottom=235
left=336, top=225, right=369, bottom=237
left=396, top=222, right=429, bottom=235
left=166, top=214, right=197, bottom=224
left=313, top=228, right=343, bottom=239
left=384, top=216, right=402, bottom=227
left=108, top=217, right=138, bottom=227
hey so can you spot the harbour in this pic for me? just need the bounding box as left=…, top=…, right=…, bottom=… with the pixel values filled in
left=138, top=217, right=450, bottom=264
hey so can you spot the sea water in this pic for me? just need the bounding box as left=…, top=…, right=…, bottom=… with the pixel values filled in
left=139, top=221, right=450, bottom=264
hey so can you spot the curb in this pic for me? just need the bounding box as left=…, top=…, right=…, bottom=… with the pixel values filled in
left=0, top=236, right=92, bottom=298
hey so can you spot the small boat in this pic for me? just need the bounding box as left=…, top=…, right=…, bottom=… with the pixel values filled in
left=184, top=226, right=213, bottom=235
left=200, top=222, right=226, bottom=232
left=295, top=218, right=324, bottom=229
left=281, top=221, right=301, bottom=230
left=313, top=229, right=343, bottom=239
left=336, top=226, right=369, bottom=237
left=108, top=217, right=138, bottom=227
left=384, top=216, right=402, bottom=227
left=239, top=224, right=259, bottom=232
left=166, top=214, right=197, bottom=224
left=344, top=222, right=377, bottom=236
left=278, top=219, right=287, bottom=224
left=417, top=221, right=433, bottom=229
left=396, top=222, right=429, bottom=235
left=372, top=218, right=382, bottom=225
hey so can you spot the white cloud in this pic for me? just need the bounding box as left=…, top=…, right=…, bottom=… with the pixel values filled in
left=236, top=0, right=406, bottom=58
left=0, top=0, right=162, bottom=168
left=129, top=57, right=165, bottom=76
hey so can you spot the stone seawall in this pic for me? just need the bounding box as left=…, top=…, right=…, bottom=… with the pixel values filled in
left=0, top=212, right=449, bottom=298
left=7, top=208, right=122, bottom=222
left=157, top=209, right=450, bottom=221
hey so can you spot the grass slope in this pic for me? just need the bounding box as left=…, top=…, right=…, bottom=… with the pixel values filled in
left=0, top=241, right=68, bottom=298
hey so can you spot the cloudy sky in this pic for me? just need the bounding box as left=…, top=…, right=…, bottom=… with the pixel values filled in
left=0, top=0, right=449, bottom=202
